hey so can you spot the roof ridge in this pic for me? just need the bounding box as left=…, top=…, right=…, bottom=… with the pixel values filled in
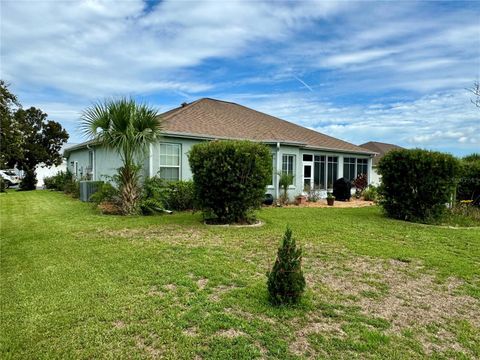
left=212, top=99, right=370, bottom=153
left=159, top=98, right=204, bottom=120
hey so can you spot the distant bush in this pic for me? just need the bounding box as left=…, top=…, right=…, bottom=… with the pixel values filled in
left=19, top=169, right=37, bottom=191
left=378, top=149, right=460, bottom=223
left=164, top=180, right=196, bottom=211
left=189, top=140, right=272, bottom=224
left=139, top=176, right=165, bottom=215
left=64, top=177, right=80, bottom=198
left=278, top=172, right=294, bottom=205
left=362, top=185, right=378, bottom=201
left=352, top=173, right=368, bottom=198
left=305, top=186, right=319, bottom=202
left=90, top=182, right=118, bottom=205
left=267, top=227, right=306, bottom=305
left=44, top=170, right=72, bottom=191
left=333, top=177, right=351, bottom=201
left=457, top=154, right=480, bottom=206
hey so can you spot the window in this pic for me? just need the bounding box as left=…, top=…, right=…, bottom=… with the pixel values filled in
left=159, top=143, right=181, bottom=181
left=327, top=156, right=338, bottom=188
left=282, top=154, right=295, bottom=185
left=343, top=157, right=356, bottom=182
left=269, top=153, right=276, bottom=186
left=357, top=158, right=368, bottom=179
left=313, top=155, right=326, bottom=189
left=303, top=154, right=313, bottom=162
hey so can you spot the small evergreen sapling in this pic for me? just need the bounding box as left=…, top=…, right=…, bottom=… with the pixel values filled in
left=267, top=227, right=306, bottom=305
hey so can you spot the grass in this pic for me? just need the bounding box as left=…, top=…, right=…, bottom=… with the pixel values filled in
left=1, top=190, right=479, bottom=359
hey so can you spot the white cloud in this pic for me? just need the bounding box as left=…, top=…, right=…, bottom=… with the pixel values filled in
left=223, top=89, right=480, bottom=156
left=1, top=0, right=346, bottom=98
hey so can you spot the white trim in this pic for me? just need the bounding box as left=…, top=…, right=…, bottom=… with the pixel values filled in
left=149, top=143, right=153, bottom=177
left=159, top=142, right=181, bottom=181
left=275, top=142, right=280, bottom=199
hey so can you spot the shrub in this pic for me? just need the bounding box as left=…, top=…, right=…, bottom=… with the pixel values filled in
left=333, top=177, right=351, bottom=201
left=64, top=177, right=80, bottom=198
left=267, top=227, right=306, bottom=305
left=378, top=149, right=460, bottom=223
left=189, top=140, right=272, bottom=224
left=164, top=180, right=196, bottom=211
left=305, top=185, right=319, bottom=202
left=278, top=172, right=294, bottom=205
left=19, top=169, right=37, bottom=191
left=363, top=185, right=378, bottom=201
left=89, top=182, right=118, bottom=205
left=44, top=170, right=72, bottom=191
left=139, top=176, right=166, bottom=215
left=352, top=173, right=368, bottom=198
left=457, top=154, right=480, bottom=206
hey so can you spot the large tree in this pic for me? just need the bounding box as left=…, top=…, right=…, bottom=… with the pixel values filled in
left=81, top=98, right=162, bottom=215
left=468, top=81, right=480, bottom=108
left=0, top=80, right=22, bottom=169
left=0, top=81, right=69, bottom=190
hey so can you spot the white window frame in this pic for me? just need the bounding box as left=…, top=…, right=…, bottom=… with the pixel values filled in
left=159, top=142, right=181, bottom=181
left=302, top=153, right=314, bottom=191
left=282, top=154, right=296, bottom=187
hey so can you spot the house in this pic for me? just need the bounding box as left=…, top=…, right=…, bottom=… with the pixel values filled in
left=64, top=98, right=376, bottom=199
left=359, top=141, right=403, bottom=185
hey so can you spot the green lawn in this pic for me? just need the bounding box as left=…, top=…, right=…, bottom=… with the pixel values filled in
left=1, top=191, right=479, bottom=359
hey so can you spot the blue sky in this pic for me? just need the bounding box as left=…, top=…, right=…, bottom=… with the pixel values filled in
left=1, top=0, right=479, bottom=155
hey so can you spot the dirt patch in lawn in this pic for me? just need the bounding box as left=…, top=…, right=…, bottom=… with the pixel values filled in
left=135, top=335, right=162, bottom=358
left=299, top=255, right=480, bottom=357
left=100, top=225, right=207, bottom=245
left=197, top=278, right=209, bottom=290
left=215, top=328, right=246, bottom=338
left=208, top=284, right=238, bottom=302
left=290, top=314, right=347, bottom=356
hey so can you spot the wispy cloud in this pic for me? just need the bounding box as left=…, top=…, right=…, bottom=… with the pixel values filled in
left=1, top=0, right=479, bottom=154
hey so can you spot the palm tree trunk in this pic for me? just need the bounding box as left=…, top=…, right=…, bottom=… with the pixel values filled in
left=118, top=163, right=140, bottom=215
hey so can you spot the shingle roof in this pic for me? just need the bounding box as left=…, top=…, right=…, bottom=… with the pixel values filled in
left=161, top=98, right=374, bottom=154
left=360, top=141, right=403, bottom=166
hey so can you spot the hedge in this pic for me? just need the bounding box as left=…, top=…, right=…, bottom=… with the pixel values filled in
left=377, top=148, right=460, bottom=223
left=188, top=140, right=272, bottom=224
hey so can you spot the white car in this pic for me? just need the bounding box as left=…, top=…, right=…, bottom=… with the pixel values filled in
left=0, top=169, right=20, bottom=187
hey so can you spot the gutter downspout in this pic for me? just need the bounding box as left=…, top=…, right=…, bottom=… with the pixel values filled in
left=275, top=142, right=280, bottom=200
left=86, top=144, right=94, bottom=181
left=149, top=144, right=153, bottom=178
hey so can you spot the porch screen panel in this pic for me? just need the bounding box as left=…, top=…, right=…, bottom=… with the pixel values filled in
left=343, top=157, right=356, bottom=182
left=314, top=155, right=326, bottom=189
left=327, top=156, right=338, bottom=188
left=356, top=158, right=368, bottom=178
left=159, top=143, right=181, bottom=181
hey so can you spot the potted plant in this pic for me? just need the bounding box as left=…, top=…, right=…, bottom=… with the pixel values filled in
left=327, top=192, right=335, bottom=206
left=295, top=194, right=307, bottom=205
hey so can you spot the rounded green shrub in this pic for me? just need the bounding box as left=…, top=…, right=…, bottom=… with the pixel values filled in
left=378, top=148, right=460, bottom=223
left=188, top=140, right=272, bottom=224
left=457, top=154, right=480, bottom=206
left=164, top=180, right=196, bottom=211
left=267, top=226, right=306, bottom=305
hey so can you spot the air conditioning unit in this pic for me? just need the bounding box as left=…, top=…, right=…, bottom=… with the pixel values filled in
left=79, top=181, right=102, bottom=202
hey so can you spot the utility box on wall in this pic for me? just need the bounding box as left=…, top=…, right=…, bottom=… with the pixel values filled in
left=79, top=181, right=103, bottom=202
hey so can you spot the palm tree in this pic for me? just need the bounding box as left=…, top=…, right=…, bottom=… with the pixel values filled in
left=81, top=98, right=161, bottom=214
